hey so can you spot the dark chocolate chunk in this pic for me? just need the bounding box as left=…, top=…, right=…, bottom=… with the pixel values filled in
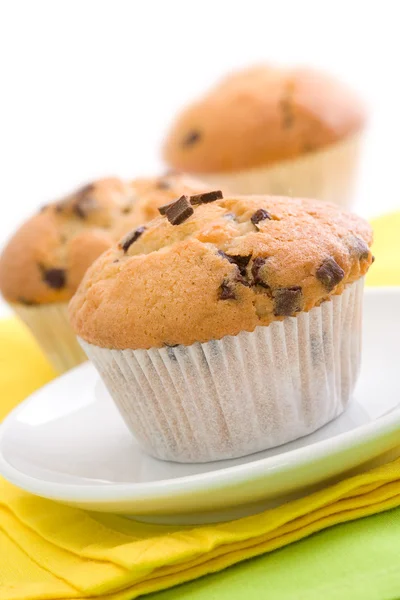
left=158, top=200, right=176, bottom=215
left=281, top=104, right=294, bottom=128
left=251, top=257, right=269, bottom=287
left=229, top=254, right=251, bottom=274
left=41, top=267, right=66, bottom=289
left=344, top=234, right=370, bottom=261
left=17, top=296, right=37, bottom=306
left=156, top=179, right=170, bottom=190
left=235, top=273, right=251, bottom=287
left=280, top=88, right=295, bottom=129
left=219, top=280, right=236, bottom=300
left=73, top=195, right=98, bottom=219
left=316, top=258, right=345, bottom=291
left=273, top=287, right=302, bottom=316
left=165, top=195, right=194, bottom=225
left=371, top=255, right=375, bottom=264
left=121, top=204, right=133, bottom=214
left=251, top=209, right=272, bottom=228
left=302, top=142, right=315, bottom=153
left=182, top=130, right=201, bottom=147
left=190, top=190, right=223, bottom=205
left=218, top=250, right=235, bottom=264
left=218, top=251, right=251, bottom=276
left=119, top=226, right=146, bottom=253
left=77, top=183, right=95, bottom=196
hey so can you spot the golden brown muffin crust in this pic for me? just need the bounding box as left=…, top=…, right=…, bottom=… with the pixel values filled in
left=69, top=194, right=373, bottom=350
left=163, top=66, right=366, bottom=173
left=0, top=173, right=209, bottom=304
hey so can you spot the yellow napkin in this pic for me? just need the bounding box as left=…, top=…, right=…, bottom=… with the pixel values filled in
left=0, top=318, right=56, bottom=420
left=2, top=460, right=400, bottom=600
left=366, top=211, right=400, bottom=286
left=0, top=211, right=399, bottom=599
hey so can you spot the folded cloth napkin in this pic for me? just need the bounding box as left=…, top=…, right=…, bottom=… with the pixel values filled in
left=2, top=458, right=400, bottom=600
left=149, top=506, right=400, bottom=600
left=366, top=211, right=400, bottom=286
left=0, top=318, right=55, bottom=420
left=0, top=211, right=399, bottom=600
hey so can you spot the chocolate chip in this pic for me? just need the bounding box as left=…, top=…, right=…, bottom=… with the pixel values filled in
left=41, top=267, right=66, bottom=289
left=73, top=195, right=98, bottom=219
left=229, top=254, right=251, bottom=274
left=164, top=342, right=179, bottom=348
left=251, top=209, right=272, bottom=228
left=218, top=251, right=251, bottom=276
left=190, top=190, right=223, bottom=205
left=183, top=130, right=201, bottom=147
left=280, top=87, right=295, bottom=129
left=273, top=287, right=303, bottom=316
left=218, top=250, right=234, bottom=263
left=316, top=258, right=345, bottom=291
left=371, top=255, right=375, bottom=264
left=77, top=183, right=95, bottom=196
left=235, top=273, right=251, bottom=287
left=156, top=179, right=170, bottom=190
left=17, top=296, right=37, bottom=306
left=302, top=142, right=315, bottom=153
left=119, top=226, right=146, bottom=252
left=281, top=103, right=294, bottom=128
left=165, top=195, right=194, bottom=225
left=158, top=200, right=175, bottom=215
left=219, top=280, right=236, bottom=300
left=344, top=234, right=370, bottom=261
left=121, top=205, right=132, bottom=214
left=251, top=257, right=269, bottom=287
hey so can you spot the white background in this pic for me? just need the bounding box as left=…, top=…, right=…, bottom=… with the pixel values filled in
left=1, top=0, right=399, bottom=248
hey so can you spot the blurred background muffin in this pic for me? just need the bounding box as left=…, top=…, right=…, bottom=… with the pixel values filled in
left=163, top=65, right=366, bottom=207
left=0, top=172, right=210, bottom=373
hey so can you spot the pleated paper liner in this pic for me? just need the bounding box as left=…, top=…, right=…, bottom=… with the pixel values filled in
left=197, top=133, right=362, bottom=207
left=12, top=302, right=87, bottom=374
left=81, top=279, right=364, bottom=463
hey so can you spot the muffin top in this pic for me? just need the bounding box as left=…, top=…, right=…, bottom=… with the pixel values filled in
left=69, top=193, right=373, bottom=350
left=0, top=173, right=208, bottom=305
left=163, top=65, right=366, bottom=173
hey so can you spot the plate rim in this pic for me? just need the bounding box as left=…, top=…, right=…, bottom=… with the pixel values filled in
left=0, top=286, right=399, bottom=504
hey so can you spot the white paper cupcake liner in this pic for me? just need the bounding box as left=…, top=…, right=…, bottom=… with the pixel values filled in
left=12, top=302, right=87, bottom=374
left=198, top=133, right=362, bottom=208
left=80, top=279, right=364, bottom=463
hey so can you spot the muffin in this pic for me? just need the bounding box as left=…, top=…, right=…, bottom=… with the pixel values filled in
left=163, top=66, right=366, bottom=207
left=70, top=191, right=373, bottom=463
left=0, top=173, right=209, bottom=373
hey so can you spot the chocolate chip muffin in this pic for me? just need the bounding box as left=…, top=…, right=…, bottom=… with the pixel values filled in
left=163, top=65, right=366, bottom=206
left=0, top=173, right=209, bottom=372
left=70, top=192, right=373, bottom=463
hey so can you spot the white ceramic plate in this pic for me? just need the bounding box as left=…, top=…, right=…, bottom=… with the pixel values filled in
left=0, top=288, right=399, bottom=524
